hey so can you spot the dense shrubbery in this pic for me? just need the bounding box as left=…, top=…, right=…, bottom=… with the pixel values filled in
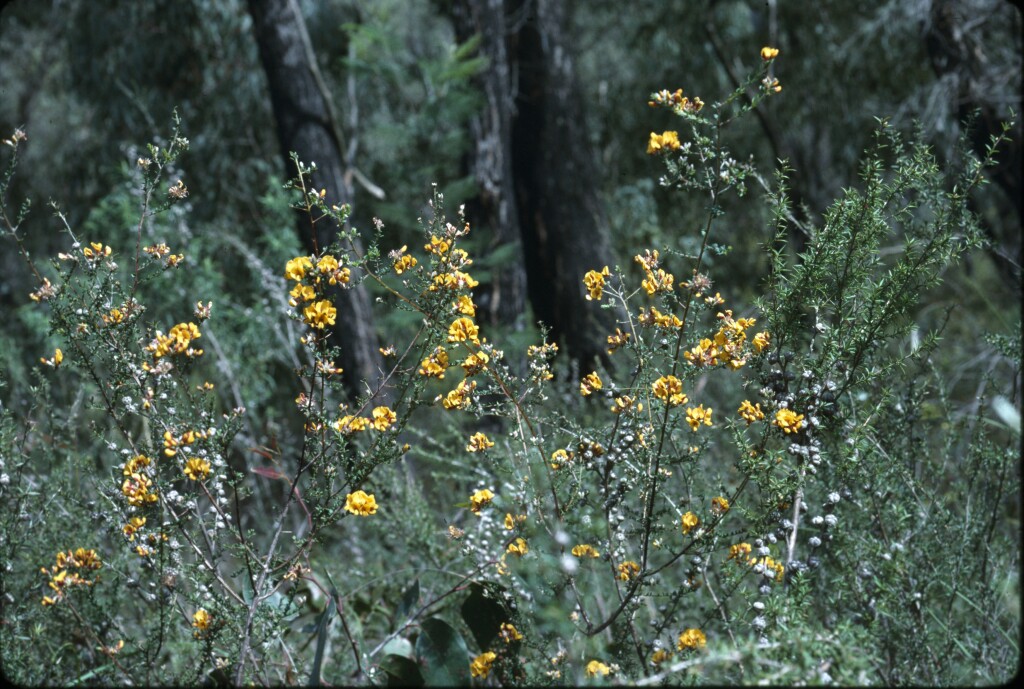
left=0, top=49, right=1019, bottom=686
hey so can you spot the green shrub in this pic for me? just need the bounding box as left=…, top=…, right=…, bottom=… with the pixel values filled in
left=0, top=48, right=1017, bottom=686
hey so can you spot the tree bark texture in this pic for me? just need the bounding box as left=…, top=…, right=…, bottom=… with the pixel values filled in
left=448, top=0, right=528, bottom=331
left=509, top=0, right=620, bottom=369
left=248, top=0, right=385, bottom=397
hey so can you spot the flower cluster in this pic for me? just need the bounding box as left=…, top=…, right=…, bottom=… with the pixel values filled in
left=470, top=651, right=497, bottom=678
left=773, top=408, right=805, bottom=434
left=146, top=322, right=203, bottom=359
left=738, top=399, right=765, bottom=423
left=583, top=266, right=611, bottom=301
left=579, top=371, right=603, bottom=396
left=682, top=310, right=769, bottom=370
left=685, top=404, right=713, bottom=431
left=635, top=250, right=674, bottom=295
left=469, top=488, right=495, bottom=514
left=40, top=548, right=102, bottom=606
left=676, top=627, right=706, bottom=651
left=648, top=87, right=705, bottom=114
left=332, top=406, right=397, bottom=435
left=652, top=375, right=687, bottom=406
left=465, top=432, right=494, bottom=453
left=646, top=130, right=681, bottom=155
left=344, top=490, right=378, bottom=516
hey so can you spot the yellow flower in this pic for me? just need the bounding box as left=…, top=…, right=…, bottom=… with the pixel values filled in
left=122, top=516, right=146, bottom=541
left=82, top=242, right=112, bottom=260
left=585, top=660, right=611, bottom=677
left=470, top=651, right=497, bottom=678
left=499, top=622, right=523, bottom=643
left=638, top=306, right=682, bottom=329
left=424, top=235, right=450, bottom=255
left=333, top=415, right=369, bottom=434
left=761, top=46, right=780, bottom=60
left=447, top=317, right=480, bottom=345
left=686, top=404, right=713, bottom=431
left=728, top=542, right=752, bottom=560
left=611, top=395, right=641, bottom=415
left=393, top=254, right=417, bottom=274
left=430, top=270, right=479, bottom=291
left=507, top=537, right=529, bottom=556
left=617, top=560, right=641, bottom=581
left=583, top=266, right=611, bottom=301
left=303, top=300, right=337, bottom=330
left=504, top=513, right=515, bottom=530
left=454, top=295, right=476, bottom=316
left=183, top=458, right=211, bottom=481
left=461, top=351, right=489, bottom=376
left=578, top=371, right=603, bottom=397
left=469, top=488, right=495, bottom=514
left=751, top=555, right=785, bottom=580
left=466, top=432, right=494, bottom=453
left=370, top=406, right=396, bottom=431
left=316, top=255, right=339, bottom=274
left=646, top=130, right=681, bottom=155
left=418, top=346, right=450, bottom=379
left=192, top=608, right=211, bottom=630
left=344, top=490, right=378, bottom=516
left=440, top=379, right=477, bottom=410
left=652, top=375, right=688, bottom=406
left=711, top=496, right=730, bottom=514
left=550, top=448, right=571, bottom=469
left=651, top=649, right=672, bottom=666
left=752, top=331, right=770, bottom=353
left=284, top=256, right=312, bottom=281
left=122, top=473, right=158, bottom=507
left=40, top=348, right=63, bottom=367
left=606, top=328, right=631, bottom=354
left=571, top=544, right=600, bottom=558
left=289, top=283, right=315, bottom=305
left=641, top=268, right=674, bottom=295
left=738, top=400, right=765, bottom=424
left=681, top=511, right=699, bottom=535
left=773, top=408, right=805, bottom=434
left=148, top=322, right=203, bottom=358
left=677, top=627, right=706, bottom=651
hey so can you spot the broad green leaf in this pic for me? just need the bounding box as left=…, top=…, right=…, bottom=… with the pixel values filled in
left=380, top=653, right=424, bottom=687
left=415, top=618, right=471, bottom=686
left=461, top=582, right=509, bottom=651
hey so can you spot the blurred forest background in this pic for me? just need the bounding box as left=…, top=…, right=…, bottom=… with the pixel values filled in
left=0, top=0, right=1019, bottom=417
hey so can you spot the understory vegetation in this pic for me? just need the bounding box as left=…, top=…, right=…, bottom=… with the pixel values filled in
left=0, top=11, right=1020, bottom=688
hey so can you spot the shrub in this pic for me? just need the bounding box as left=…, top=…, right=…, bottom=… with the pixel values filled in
left=0, top=48, right=1018, bottom=686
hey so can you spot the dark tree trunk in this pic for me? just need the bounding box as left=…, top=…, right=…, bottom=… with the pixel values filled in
left=925, top=0, right=1022, bottom=288
left=248, top=0, right=384, bottom=397
left=448, top=0, right=528, bottom=331
left=509, top=0, right=620, bottom=369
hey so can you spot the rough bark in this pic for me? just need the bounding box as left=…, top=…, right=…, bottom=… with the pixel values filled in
left=509, top=0, right=621, bottom=369
left=448, top=0, right=528, bottom=331
left=248, top=0, right=385, bottom=397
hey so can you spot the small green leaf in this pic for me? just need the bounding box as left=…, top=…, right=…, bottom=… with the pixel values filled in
left=415, top=618, right=471, bottom=687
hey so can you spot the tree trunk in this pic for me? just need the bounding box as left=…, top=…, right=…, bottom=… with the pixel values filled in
left=448, top=0, right=528, bottom=331
left=509, top=0, right=620, bottom=369
left=248, top=0, right=384, bottom=397
left=925, top=0, right=1022, bottom=288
